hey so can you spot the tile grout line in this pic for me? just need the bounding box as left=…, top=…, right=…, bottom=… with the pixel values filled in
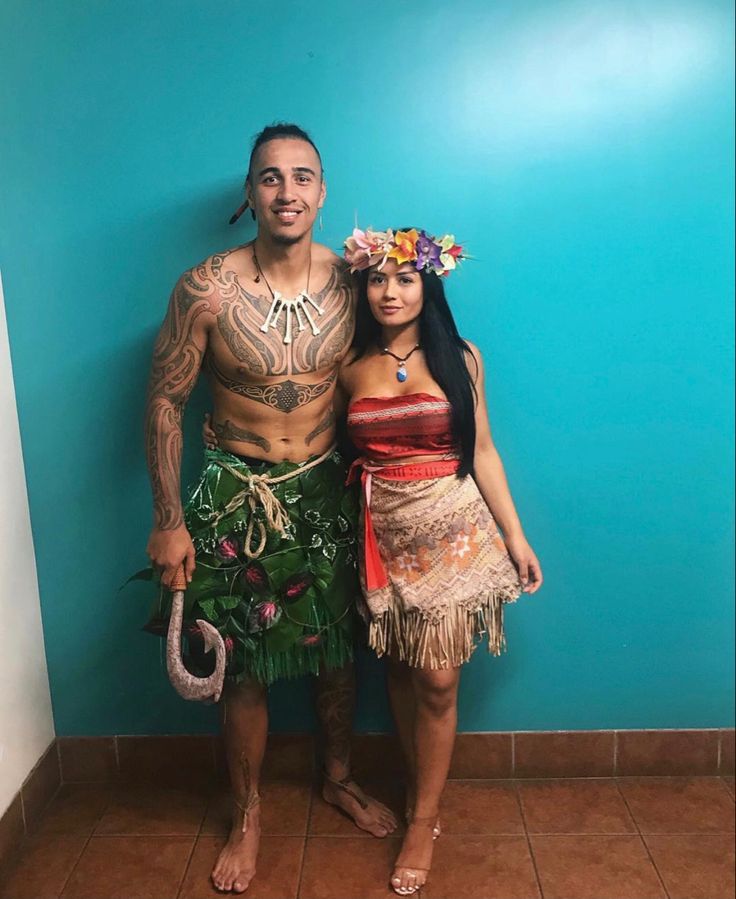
left=61, top=783, right=117, bottom=896
left=614, top=778, right=671, bottom=899
left=297, top=777, right=316, bottom=898
left=90, top=785, right=115, bottom=838
left=175, top=833, right=200, bottom=899
left=57, top=826, right=98, bottom=897
left=18, top=740, right=60, bottom=837
left=717, top=730, right=722, bottom=774
left=18, top=788, right=27, bottom=835
left=294, top=830, right=309, bottom=899
left=613, top=730, right=618, bottom=776
left=185, top=736, right=221, bottom=897
left=510, top=731, right=516, bottom=778
left=56, top=738, right=64, bottom=786
left=513, top=780, right=545, bottom=899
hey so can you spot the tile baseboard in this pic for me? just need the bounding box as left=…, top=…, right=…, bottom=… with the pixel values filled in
left=0, top=740, right=60, bottom=877
left=50, top=728, right=735, bottom=784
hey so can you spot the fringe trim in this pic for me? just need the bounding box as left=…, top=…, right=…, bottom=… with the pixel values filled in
left=367, top=590, right=516, bottom=669
left=228, top=615, right=355, bottom=686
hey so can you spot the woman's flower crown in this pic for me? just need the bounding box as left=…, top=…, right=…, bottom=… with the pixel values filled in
left=343, top=227, right=466, bottom=277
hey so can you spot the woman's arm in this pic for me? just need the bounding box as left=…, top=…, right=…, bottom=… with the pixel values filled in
left=334, top=351, right=359, bottom=462
left=466, top=342, right=543, bottom=593
left=335, top=346, right=359, bottom=414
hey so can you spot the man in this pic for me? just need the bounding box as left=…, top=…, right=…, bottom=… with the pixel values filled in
left=145, top=123, right=396, bottom=894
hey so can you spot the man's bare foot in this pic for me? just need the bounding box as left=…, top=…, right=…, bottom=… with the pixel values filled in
left=322, top=773, right=398, bottom=837
left=391, top=816, right=436, bottom=896
left=211, top=800, right=261, bottom=894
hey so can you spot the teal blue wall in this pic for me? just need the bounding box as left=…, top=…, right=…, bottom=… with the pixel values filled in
left=1, top=1, right=733, bottom=736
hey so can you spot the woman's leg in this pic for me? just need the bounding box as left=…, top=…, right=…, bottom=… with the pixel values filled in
left=391, top=666, right=461, bottom=895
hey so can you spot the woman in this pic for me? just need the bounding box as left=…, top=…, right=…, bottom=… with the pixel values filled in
left=206, top=226, right=542, bottom=895
left=340, top=227, right=541, bottom=895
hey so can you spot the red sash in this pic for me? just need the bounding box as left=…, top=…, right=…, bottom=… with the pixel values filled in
left=346, top=458, right=461, bottom=590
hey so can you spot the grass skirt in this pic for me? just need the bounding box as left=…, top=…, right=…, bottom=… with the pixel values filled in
left=146, top=448, right=360, bottom=685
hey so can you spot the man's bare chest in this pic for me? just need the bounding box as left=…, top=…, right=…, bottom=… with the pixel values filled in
left=206, top=265, right=354, bottom=380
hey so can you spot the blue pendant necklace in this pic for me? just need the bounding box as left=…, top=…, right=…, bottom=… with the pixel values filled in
left=382, top=343, right=421, bottom=382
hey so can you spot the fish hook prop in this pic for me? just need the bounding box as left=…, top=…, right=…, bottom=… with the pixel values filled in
left=166, top=565, right=226, bottom=703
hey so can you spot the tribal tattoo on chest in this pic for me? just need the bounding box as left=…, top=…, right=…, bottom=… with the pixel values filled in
left=205, top=355, right=337, bottom=413
left=209, top=252, right=354, bottom=379
left=145, top=251, right=353, bottom=530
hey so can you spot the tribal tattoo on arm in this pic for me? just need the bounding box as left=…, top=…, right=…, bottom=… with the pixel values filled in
left=145, top=270, right=212, bottom=529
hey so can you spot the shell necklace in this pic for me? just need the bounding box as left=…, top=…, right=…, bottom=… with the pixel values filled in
left=253, top=250, right=324, bottom=345
left=382, top=343, right=421, bottom=382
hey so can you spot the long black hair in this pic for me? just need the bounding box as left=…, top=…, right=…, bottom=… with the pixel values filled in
left=350, top=251, right=478, bottom=477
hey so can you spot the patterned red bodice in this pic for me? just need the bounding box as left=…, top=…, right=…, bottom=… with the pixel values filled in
left=347, top=393, right=457, bottom=461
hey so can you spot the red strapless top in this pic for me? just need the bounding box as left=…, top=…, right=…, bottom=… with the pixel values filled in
left=347, top=393, right=457, bottom=461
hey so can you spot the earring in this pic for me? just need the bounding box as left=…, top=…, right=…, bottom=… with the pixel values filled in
left=250, top=206, right=256, bottom=221
left=319, top=212, right=324, bottom=231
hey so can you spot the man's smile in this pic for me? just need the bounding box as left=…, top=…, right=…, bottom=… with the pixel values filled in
left=273, top=208, right=302, bottom=223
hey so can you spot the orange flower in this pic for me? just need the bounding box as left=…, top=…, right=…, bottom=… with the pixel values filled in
left=390, top=549, right=423, bottom=584
left=387, top=229, right=419, bottom=264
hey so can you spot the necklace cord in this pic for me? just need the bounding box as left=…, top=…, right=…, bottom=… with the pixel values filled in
left=252, top=246, right=312, bottom=298
left=381, top=343, right=421, bottom=364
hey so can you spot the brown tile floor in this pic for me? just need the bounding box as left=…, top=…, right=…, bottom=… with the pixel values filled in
left=0, top=776, right=733, bottom=899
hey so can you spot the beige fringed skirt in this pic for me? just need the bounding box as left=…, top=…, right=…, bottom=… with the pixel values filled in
left=358, top=471, right=522, bottom=669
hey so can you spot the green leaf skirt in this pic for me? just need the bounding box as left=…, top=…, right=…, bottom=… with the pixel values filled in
left=146, top=447, right=360, bottom=685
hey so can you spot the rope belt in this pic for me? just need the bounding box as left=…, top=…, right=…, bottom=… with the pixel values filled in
left=346, top=456, right=461, bottom=591
left=211, top=444, right=336, bottom=559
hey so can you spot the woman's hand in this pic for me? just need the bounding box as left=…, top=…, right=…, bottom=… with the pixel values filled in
left=504, top=533, right=543, bottom=593
left=203, top=413, right=218, bottom=449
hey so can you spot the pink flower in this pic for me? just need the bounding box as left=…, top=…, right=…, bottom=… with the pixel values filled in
left=343, top=239, right=372, bottom=271
left=258, top=601, right=279, bottom=624
left=282, top=572, right=314, bottom=604
left=241, top=561, right=268, bottom=592
left=300, top=634, right=321, bottom=646
left=224, top=636, right=234, bottom=654
left=215, top=534, right=239, bottom=561
left=343, top=228, right=391, bottom=272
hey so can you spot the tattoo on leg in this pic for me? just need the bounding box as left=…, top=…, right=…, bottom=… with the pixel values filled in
left=240, top=752, right=251, bottom=802
left=315, top=666, right=355, bottom=771
left=305, top=409, right=336, bottom=446
left=213, top=419, right=272, bottom=452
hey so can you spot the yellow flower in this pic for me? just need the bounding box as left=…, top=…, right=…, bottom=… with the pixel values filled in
left=387, top=229, right=419, bottom=264
left=439, top=253, right=457, bottom=272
